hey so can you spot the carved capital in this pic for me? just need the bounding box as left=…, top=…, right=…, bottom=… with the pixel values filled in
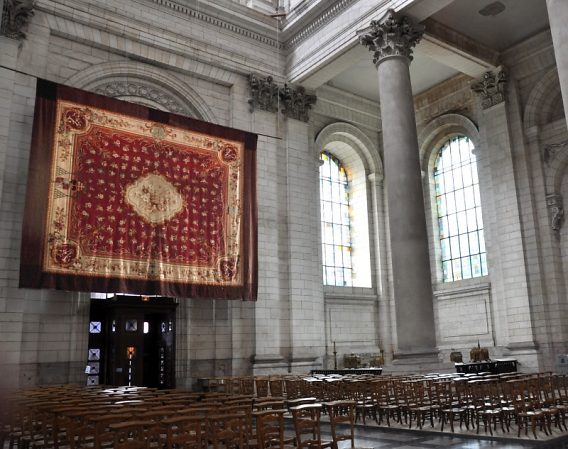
left=357, top=9, right=424, bottom=66
left=546, top=193, right=565, bottom=236
left=471, top=68, right=507, bottom=110
left=1, top=0, right=34, bottom=40
left=248, top=74, right=279, bottom=114
left=280, top=84, right=316, bottom=122
left=247, top=74, right=317, bottom=122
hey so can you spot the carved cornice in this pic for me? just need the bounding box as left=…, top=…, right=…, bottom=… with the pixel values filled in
left=248, top=74, right=316, bottom=122
left=357, top=9, right=424, bottom=67
left=546, top=193, right=565, bottom=236
left=284, top=0, right=358, bottom=49
left=1, top=0, right=35, bottom=39
left=471, top=68, right=507, bottom=110
left=150, top=0, right=282, bottom=49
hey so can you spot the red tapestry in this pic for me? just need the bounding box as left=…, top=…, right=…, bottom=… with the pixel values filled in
left=20, top=80, right=257, bottom=300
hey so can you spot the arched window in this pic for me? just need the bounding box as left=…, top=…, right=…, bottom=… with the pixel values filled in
left=434, top=136, right=487, bottom=282
left=319, top=152, right=353, bottom=286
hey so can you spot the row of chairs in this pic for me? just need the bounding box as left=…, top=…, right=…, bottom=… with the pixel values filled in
left=0, top=384, right=362, bottom=449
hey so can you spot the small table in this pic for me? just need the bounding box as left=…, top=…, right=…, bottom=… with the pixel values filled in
left=454, top=359, right=517, bottom=374
left=309, top=368, right=382, bottom=376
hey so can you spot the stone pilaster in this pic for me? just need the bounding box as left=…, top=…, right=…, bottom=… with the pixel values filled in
left=358, top=10, right=438, bottom=362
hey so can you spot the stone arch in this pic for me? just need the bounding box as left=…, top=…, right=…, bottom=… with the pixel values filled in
left=419, top=113, right=480, bottom=172
left=65, top=61, right=218, bottom=123
left=523, top=67, right=563, bottom=131
left=314, top=122, right=383, bottom=180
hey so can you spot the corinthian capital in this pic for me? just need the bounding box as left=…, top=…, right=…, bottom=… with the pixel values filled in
left=471, top=67, right=507, bottom=110
left=357, top=9, right=424, bottom=66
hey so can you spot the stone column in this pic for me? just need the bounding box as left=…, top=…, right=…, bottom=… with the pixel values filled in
left=358, top=10, right=437, bottom=360
left=547, top=0, right=568, bottom=131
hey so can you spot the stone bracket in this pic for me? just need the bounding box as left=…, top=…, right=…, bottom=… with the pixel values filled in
left=546, top=193, right=565, bottom=236
left=248, top=74, right=317, bottom=122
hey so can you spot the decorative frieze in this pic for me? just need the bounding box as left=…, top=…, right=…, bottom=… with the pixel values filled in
left=248, top=74, right=316, bottom=122
left=546, top=193, right=565, bottom=236
left=471, top=68, right=507, bottom=110
left=0, top=0, right=34, bottom=40
left=357, top=9, right=424, bottom=66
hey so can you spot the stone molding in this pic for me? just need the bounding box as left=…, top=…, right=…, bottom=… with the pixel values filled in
left=248, top=74, right=316, bottom=122
left=546, top=193, right=565, bottom=235
left=284, top=0, right=358, bottom=49
left=0, top=0, right=35, bottom=39
left=471, top=68, right=507, bottom=110
left=93, top=81, right=194, bottom=117
left=357, top=9, right=424, bottom=66
left=150, top=0, right=282, bottom=49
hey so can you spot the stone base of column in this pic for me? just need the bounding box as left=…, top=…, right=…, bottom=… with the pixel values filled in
left=384, top=349, right=452, bottom=374
left=504, top=342, right=540, bottom=372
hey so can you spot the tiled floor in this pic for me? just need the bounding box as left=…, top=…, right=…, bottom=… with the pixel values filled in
left=319, top=423, right=568, bottom=449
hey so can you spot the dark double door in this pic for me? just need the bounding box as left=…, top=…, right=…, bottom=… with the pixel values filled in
left=87, top=295, right=177, bottom=388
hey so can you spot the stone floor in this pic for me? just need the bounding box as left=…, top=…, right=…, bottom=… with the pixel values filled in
left=324, top=423, right=568, bottom=449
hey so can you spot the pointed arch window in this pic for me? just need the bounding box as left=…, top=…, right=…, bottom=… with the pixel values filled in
left=319, top=152, right=353, bottom=286
left=434, top=136, right=488, bottom=282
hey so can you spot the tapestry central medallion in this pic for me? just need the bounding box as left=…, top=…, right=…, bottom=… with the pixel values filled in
left=125, top=173, right=184, bottom=224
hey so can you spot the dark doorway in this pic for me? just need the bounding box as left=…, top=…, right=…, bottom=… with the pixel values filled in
left=87, top=295, right=177, bottom=388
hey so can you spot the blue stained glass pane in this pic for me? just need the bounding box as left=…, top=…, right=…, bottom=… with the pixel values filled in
left=450, top=236, right=460, bottom=259
left=476, top=207, right=484, bottom=229
left=455, top=189, right=465, bottom=212
left=342, top=225, right=351, bottom=246
left=448, top=214, right=458, bottom=236
left=324, top=222, right=333, bottom=243
left=474, top=184, right=481, bottom=206
left=469, top=232, right=480, bottom=254
left=471, top=254, right=482, bottom=277
left=454, top=170, right=464, bottom=190
left=341, top=204, right=349, bottom=223
left=452, top=258, right=462, bottom=280
left=344, top=269, right=352, bottom=285
left=323, top=202, right=332, bottom=223
left=322, top=180, right=332, bottom=200
left=439, top=216, right=448, bottom=239
left=462, top=257, right=472, bottom=279
left=481, top=253, right=488, bottom=276
left=333, top=225, right=342, bottom=244
left=445, top=171, right=455, bottom=192
left=441, top=238, right=450, bottom=261
left=446, top=192, right=456, bottom=214
left=343, top=247, right=351, bottom=268
left=332, top=203, right=341, bottom=222
left=459, top=234, right=470, bottom=256
left=435, top=174, right=444, bottom=195
left=479, top=229, right=486, bottom=253
left=334, top=245, right=343, bottom=267
left=466, top=208, right=477, bottom=233
left=437, top=195, right=446, bottom=216
left=325, top=245, right=335, bottom=266
left=443, top=260, right=452, bottom=282
left=332, top=181, right=341, bottom=202
left=457, top=210, right=468, bottom=234
left=463, top=165, right=473, bottom=187
left=335, top=268, right=345, bottom=286
left=326, top=266, right=335, bottom=285
left=464, top=185, right=475, bottom=208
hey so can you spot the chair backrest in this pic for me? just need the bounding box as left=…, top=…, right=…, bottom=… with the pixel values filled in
left=290, top=404, right=323, bottom=449
left=109, top=420, right=153, bottom=449
left=324, top=400, right=355, bottom=448
left=254, top=409, right=288, bottom=449
left=208, top=413, right=248, bottom=449
left=162, top=415, right=205, bottom=449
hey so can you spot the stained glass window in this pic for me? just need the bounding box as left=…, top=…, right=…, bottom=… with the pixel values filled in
left=434, top=136, right=488, bottom=282
left=319, top=152, right=353, bottom=286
